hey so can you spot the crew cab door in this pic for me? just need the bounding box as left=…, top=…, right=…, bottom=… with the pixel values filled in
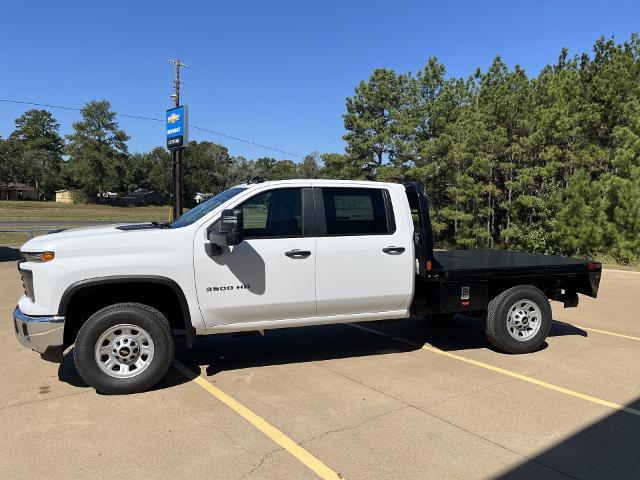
left=314, top=185, right=414, bottom=316
left=194, top=187, right=316, bottom=326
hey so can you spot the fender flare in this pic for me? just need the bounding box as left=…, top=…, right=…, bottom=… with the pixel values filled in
left=59, top=275, right=196, bottom=348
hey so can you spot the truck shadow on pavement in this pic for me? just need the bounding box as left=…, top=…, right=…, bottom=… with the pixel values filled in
left=400, top=314, right=587, bottom=353
left=495, top=396, right=640, bottom=479
left=171, top=315, right=587, bottom=381
left=56, top=353, right=87, bottom=388
left=57, top=315, right=588, bottom=392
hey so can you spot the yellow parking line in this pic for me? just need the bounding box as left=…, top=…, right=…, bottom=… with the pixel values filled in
left=172, top=360, right=342, bottom=480
left=564, top=323, right=640, bottom=342
left=350, top=324, right=640, bottom=417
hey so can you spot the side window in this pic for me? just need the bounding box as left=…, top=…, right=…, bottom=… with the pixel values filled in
left=322, top=188, right=392, bottom=235
left=242, top=188, right=303, bottom=238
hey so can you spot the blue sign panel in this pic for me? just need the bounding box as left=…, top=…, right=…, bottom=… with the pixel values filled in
left=166, top=105, right=188, bottom=149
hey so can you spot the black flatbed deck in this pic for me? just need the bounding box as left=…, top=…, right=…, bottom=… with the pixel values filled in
left=433, top=249, right=594, bottom=280
left=404, top=182, right=602, bottom=315
left=417, top=249, right=600, bottom=314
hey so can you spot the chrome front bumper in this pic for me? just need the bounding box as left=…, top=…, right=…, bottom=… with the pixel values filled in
left=13, top=306, right=65, bottom=361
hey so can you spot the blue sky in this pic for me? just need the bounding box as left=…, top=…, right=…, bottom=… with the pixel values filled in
left=2, top=0, right=639, bottom=160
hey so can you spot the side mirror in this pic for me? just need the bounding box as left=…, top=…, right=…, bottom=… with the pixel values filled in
left=209, top=208, right=244, bottom=249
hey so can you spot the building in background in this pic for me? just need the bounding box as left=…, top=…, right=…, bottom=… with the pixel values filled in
left=0, top=182, right=38, bottom=201
left=54, top=189, right=73, bottom=203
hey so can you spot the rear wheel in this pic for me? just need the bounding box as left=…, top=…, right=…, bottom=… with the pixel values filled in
left=73, top=302, right=174, bottom=394
left=484, top=285, right=551, bottom=354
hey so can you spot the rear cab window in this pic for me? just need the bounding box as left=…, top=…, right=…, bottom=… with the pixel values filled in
left=321, top=187, right=395, bottom=235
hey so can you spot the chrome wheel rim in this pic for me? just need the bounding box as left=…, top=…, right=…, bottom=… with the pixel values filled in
left=94, top=324, right=154, bottom=378
left=506, top=299, right=542, bottom=341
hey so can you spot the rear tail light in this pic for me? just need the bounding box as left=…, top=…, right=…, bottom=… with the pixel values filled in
left=587, top=262, right=601, bottom=271
left=426, top=260, right=432, bottom=271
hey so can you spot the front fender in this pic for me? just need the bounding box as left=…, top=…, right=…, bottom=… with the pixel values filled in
left=59, top=275, right=196, bottom=348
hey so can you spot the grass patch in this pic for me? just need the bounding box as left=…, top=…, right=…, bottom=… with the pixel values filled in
left=594, top=254, right=640, bottom=272
left=0, top=201, right=172, bottom=221
left=0, top=201, right=173, bottom=245
left=0, top=232, right=47, bottom=244
left=0, top=226, right=82, bottom=245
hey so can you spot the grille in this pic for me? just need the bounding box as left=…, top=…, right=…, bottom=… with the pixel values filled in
left=20, top=268, right=34, bottom=302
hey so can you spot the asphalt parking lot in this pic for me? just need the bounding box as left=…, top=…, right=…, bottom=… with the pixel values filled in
left=1, top=247, right=639, bottom=479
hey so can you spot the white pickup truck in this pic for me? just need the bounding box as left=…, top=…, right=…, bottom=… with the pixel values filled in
left=14, top=179, right=601, bottom=394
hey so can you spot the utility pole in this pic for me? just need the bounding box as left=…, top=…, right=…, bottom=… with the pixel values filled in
left=169, top=58, right=188, bottom=107
left=168, top=58, right=188, bottom=219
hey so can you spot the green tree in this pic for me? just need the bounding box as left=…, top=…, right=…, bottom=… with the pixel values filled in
left=253, top=157, right=278, bottom=178
left=64, top=100, right=130, bottom=196
left=8, top=109, right=65, bottom=199
left=124, top=152, right=154, bottom=193
left=270, top=160, right=299, bottom=179
left=343, top=69, right=404, bottom=174
left=0, top=137, right=24, bottom=184
left=299, top=152, right=320, bottom=178
left=320, top=153, right=365, bottom=179
left=183, top=141, right=245, bottom=203
left=146, top=147, right=172, bottom=195
left=10, top=109, right=64, bottom=156
left=230, top=156, right=257, bottom=183
left=339, top=34, right=640, bottom=263
left=555, top=170, right=616, bottom=256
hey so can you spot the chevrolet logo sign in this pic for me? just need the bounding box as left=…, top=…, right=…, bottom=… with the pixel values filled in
left=167, top=113, right=180, bottom=124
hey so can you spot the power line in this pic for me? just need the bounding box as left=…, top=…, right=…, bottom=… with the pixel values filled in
left=62, top=66, right=342, bottom=141
left=182, top=80, right=342, bottom=142
left=187, top=66, right=343, bottom=132
left=0, top=98, right=164, bottom=122
left=188, top=124, right=303, bottom=158
left=0, top=98, right=304, bottom=158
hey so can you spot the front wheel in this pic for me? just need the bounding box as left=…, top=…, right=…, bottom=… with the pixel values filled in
left=73, top=303, right=174, bottom=394
left=484, top=285, right=552, bottom=354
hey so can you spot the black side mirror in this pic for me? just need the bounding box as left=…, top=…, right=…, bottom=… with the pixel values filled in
left=209, top=208, right=244, bottom=249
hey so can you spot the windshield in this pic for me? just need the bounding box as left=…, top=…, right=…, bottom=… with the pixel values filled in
left=169, top=187, right=247, bottom=228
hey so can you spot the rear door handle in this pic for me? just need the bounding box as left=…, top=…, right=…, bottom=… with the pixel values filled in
left=382, top=246, right=405, bottom=254
left=285, top=249, right=311, bottom=258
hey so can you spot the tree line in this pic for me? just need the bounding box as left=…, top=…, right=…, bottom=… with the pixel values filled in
left=1, top=35, right=638, bottom=262
left=0, top=100, right=322, bottom=203
left=338, top=35, right=640, bottom=263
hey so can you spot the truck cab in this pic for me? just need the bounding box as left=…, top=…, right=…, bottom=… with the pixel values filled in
left=194, top=180, right=415, bottom=331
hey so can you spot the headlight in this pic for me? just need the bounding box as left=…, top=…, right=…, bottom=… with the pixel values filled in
left=21, top=251, right=55, bottom=263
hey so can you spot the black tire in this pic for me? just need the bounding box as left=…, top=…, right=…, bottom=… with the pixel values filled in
left=73, top=302, right=174, bottom=394
left=484, top=285, right=552, bottom=354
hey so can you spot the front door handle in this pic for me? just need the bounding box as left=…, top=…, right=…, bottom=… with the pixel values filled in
left=382, top=246, right=405, bottom=255
left=285, top=249, right=311, bottom=258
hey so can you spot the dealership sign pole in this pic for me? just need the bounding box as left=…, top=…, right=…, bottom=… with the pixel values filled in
left=166, top=105, right=188, bottom=219
left=167, top=58, right=189, bottom=220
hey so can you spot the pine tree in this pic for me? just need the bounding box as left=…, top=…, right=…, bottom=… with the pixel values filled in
left=64, top=100, right=129, bottom=196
